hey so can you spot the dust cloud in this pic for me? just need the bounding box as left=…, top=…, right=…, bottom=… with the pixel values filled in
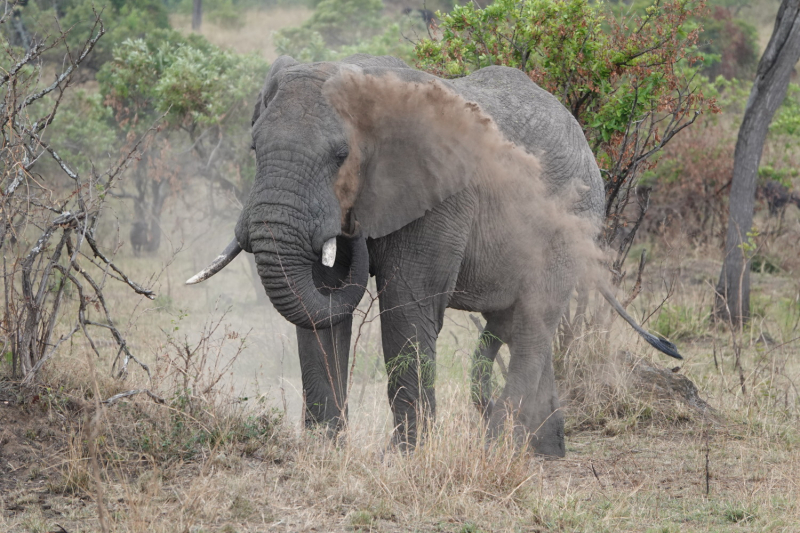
left=324, top=68, right=607, bottom=298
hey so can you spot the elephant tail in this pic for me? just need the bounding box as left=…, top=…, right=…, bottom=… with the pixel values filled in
left=599, top=286, right=682, bottom=360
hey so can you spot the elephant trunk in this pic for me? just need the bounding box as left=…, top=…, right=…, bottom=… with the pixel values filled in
left=248, top=216, right=368, bottom=330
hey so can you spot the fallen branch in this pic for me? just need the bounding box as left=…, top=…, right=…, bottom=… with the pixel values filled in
left=102, top=389, right=166, bottom=406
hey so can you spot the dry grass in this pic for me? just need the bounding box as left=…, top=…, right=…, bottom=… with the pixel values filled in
left=170, top=8, right=314, bottom=62
left=3, top=367, right=799, bottom=532
left=2, top=197, right=800, bottom=532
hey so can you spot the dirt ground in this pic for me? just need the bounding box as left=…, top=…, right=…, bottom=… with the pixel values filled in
left=3, top=270, right=800, bottom=533
left=3, top=190, right=800, bottom=532
left=1, top=393, right=796, bottom=532
left=1, top=386, right=80, bottom=530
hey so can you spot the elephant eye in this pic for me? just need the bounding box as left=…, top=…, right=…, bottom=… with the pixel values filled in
left=334, top=146, right=349, bottom=166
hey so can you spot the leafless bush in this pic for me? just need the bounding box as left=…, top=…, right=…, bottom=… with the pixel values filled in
left=153, top=308, right=246, bottom=417
left=0, top=10, right=156, bottom=383
left=79, top=308, right=284, bottom=466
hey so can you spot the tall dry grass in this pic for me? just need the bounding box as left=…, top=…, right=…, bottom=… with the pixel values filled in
left=5, top=265, right=799, bottom=532
left=3, top=189, right=800, bottom=531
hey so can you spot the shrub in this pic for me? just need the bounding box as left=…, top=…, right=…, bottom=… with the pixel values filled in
left=415, top=0, right=717, bottom=270
left=87, top=30, right=268, bottom=252
left=653, top=303, right=709, bottom=341
left=98, top=30, right=268, bottom=130
left=107, top=312, right=287, bottom=462
left=644, top=77, right=800, bottom=245
left=640, top=115, right=735, bottom=246
left=275, top=0, right=384, bottom=55
left=26, top=0, right=171, bottom=74
left=771, top=83, right=800, bottom=137
left=0, top=9, right=158, bottom=381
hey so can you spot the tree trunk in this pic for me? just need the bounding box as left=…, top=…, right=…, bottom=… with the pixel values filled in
left=714, top=0, right=800, bottom=325
left=192, top=0, right=202, bottom=31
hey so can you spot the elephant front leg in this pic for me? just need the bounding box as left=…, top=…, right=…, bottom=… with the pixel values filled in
left=296, top=314, right=353, bottom=437
left=377, top=272, right=453, bottom=450
left=381, top=308, right=440, bottom=450
left=370, top=192, right=473, bottom=449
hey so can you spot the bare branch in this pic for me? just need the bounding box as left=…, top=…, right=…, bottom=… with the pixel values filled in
left=18, top=16, right=105, bottom=110
left=84, top=234, right=155, bottom=299
left=103, top=389, right=166, bottom=406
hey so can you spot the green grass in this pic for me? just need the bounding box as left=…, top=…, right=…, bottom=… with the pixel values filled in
left=653, top=303, right=709, bottom=341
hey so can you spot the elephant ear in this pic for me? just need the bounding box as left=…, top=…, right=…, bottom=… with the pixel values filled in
left=323, top=68, right=523, bottom=239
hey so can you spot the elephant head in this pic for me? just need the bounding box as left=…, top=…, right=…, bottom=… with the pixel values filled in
left=188, top=56, right=535, bottom=329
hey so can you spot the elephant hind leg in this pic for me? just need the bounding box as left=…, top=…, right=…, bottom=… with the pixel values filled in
left=470, top=310, right=513, bottom=421
left=488, top=303, right=566, bottom=457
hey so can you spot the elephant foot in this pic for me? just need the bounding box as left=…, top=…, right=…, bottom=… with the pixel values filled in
left=385, top=434, right=416, bottom=456
left=386, top=405, right=438, bottom=453
left=527, top=409, right=565, bottom=457
left=304, top=412, right=348, bottom=443
left=488, top=400, right=565, bottom=457
left=389, top=421, right=424, bottom=453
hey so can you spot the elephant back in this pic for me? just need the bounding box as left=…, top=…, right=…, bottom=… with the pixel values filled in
left=451, top=67, right=604, bottom=221
left=341, top=54, right=411, bottom=70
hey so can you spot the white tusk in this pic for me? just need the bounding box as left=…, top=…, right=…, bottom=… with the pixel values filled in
left=185, top=239, right=242, bottom=285
left=322, top=237, right=337, bottom=267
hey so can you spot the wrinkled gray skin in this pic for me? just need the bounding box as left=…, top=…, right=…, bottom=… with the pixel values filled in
left=234, top=54, right=603, bottom=457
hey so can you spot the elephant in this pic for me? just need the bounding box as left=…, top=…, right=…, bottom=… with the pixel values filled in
left=187, top=54, right=680, bottom=456
left=130, top=220, right=148, bottom=255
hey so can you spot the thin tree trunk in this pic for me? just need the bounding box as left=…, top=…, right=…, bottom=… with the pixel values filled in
left=192, top=0, right=202, bottom=31
left=714, top=0, right=800, bottom=325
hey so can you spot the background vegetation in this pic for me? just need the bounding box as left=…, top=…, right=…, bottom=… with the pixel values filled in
left=2, top=0, right=800, bottom=530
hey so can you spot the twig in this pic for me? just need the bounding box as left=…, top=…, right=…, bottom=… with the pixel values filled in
left=84, top=234, right=155, bottom=299
left=590, top=460, right=604, bottom=489
left=102, top=389, right=166, bottom=406
left=705, top=438, right=710, bottom=495
left=621, top=249, right=647, bottom=309
left=18, top=16, right=105, bottom=110
left=84, top=326, right=110, bottom=533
